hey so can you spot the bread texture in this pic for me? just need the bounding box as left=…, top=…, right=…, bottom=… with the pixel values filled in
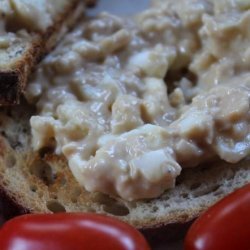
left=0, top=101, right=249, bottom=245
left=0, top=0, right=92, bottom=105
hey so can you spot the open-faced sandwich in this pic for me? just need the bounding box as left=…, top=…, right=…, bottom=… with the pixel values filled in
left=0, top=0, right=249, bottom=246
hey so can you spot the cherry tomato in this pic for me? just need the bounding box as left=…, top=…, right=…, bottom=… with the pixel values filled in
left=0, top=213, right=151, bottom=250
left=185, top=183, right=250, bottom=250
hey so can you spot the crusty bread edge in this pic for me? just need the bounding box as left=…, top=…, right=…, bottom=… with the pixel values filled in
left=0, top=1, right=85, bottom=105
left=0, top=186, right=193, bottom=246
left=0, top=183, right=242, bottom=247
left=0, top=157, right=249, bottom=247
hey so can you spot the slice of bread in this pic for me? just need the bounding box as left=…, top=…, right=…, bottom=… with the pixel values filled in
left=0, top=0, right=95, bottom=105
left=0, top=100, right=249, bottom=246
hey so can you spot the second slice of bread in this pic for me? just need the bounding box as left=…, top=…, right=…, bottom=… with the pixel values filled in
left=0, top=0, right=91, bottom=105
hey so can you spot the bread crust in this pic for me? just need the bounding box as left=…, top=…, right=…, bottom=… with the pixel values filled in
left=0, top=39, right=41, bottom=105
left=0, top=181, right=193, bottom=246
left=0, top=190, right=193, bottom=247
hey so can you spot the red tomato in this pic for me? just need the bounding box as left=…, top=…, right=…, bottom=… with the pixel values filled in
left=0, top=213, right=151, bottom=250
left=185, top=183, right=250, bottom=250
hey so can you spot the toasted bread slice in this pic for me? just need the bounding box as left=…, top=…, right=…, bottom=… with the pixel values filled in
left=0, top=0, right=96, bottom=105
left=0, top=101, right=249, bottom=246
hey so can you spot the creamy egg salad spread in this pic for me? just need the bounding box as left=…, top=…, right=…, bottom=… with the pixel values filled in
left=26, top=0, right=250, bottom=201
